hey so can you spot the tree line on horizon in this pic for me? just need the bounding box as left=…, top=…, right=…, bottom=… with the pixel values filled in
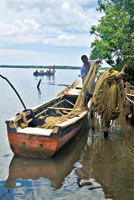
left=0, top=65, right=109, bottom=70
left=0, top=65, right=80, bottom=69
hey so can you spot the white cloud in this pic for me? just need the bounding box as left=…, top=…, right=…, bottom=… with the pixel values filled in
left=0, top=19, right=40, bottom=37
left=0, top=0, right=102, bottom=65
left=44, top=33, right=95, bottom=47
left=61, top=2, right=69, bottom=9
left=0, top=0, right=101, bottom=46
left=0, top=19, right=42, bottom=44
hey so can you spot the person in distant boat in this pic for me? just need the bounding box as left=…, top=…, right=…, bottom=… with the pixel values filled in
left=81, top=55, right=102, bottom=108
left=53, top=65, right=55, bottom=71
left=40, top=70, right=44, bottom=73
left=49, top=66, right=51, bottom=73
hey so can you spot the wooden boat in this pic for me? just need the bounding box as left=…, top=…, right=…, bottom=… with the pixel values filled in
left=5, top=124, right=88, bottom=189
left=5, top=80, right=90, bottom=158
left=33, top=70, right=56, bottom=76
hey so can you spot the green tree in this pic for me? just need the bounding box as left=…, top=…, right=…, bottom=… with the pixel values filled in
left=90, top=0, right=134, bottom=83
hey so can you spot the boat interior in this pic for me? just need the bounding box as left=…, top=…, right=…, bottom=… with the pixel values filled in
left=12, top=94, right=79, bottom=128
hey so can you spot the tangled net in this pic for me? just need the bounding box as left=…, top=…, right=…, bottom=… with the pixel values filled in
left=91, top=69, right=125, bottom=128
left=40, top=61, right=98, bottom=129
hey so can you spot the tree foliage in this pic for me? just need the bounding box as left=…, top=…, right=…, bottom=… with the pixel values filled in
left=90, top=0, right=134, bottom=83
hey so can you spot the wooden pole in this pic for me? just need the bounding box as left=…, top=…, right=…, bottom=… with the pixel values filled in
left=37, top=79, right=42, bottom=90
left=0, top=74, right=27, bottom=110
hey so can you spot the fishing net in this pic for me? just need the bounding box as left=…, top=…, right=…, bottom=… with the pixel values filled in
left=38, top=61, right=98, bottom=129
left=91, top=69, right=125, bottom=128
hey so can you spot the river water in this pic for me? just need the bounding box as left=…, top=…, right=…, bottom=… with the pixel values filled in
left=0, top=68, right=134, bottom=200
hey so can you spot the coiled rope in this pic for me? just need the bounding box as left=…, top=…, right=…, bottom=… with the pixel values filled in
left=91, top=69, right=125, bottom=128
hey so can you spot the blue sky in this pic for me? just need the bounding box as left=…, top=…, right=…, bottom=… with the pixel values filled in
left=0, top=0, right=103, bottom=66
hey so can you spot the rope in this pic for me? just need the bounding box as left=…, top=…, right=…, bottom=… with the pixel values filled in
left=39, top=61, right=98, bottom=129
left=126, top=96, right=134, bottom=104
left=126, top=93, right=134, bottom=97
left=91, top=69, right=124, bottom=128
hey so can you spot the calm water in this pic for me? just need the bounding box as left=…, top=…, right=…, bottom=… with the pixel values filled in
left=0, top=68, right=134, bottom=200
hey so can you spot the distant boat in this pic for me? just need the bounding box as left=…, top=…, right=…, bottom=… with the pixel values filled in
left=33, top=70, right=56, bottom=76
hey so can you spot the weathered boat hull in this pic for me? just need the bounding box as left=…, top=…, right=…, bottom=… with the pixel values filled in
left=6, top=105, right=87, bottom=158
left=8, top=132, right=58, bottom=158
left=8, top=108, right=87, bottom=158
left=7, top=120, right=85, bottom=158
left=6, top=80, right=89, bottom=158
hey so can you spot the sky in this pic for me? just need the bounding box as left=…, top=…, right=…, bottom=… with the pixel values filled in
left=0, top=0, right=103, bottom=66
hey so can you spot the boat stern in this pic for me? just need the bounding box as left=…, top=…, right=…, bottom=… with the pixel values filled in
left=6, top=118, right=60, bottom=158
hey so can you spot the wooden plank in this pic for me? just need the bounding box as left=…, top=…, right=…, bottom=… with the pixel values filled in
left=64, top=99, right=75, bottom=106
left=126, top=96, right=134, bottom=104
left=126, top=93, right=134, bottom=97
left=48, top=107, right=73, bottom=111
left=35, top=108, right=48, bottom=118
left=17, top=127, right=53, bottom=136
left=56, top=111, right=87, bottom=128
left=52, top=99, right=65, bottom=107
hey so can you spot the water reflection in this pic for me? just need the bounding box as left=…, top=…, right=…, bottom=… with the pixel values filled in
left=5, top=123, right=89, bottom=190
left=34, top=74, right=55, bottom=85
left=76, top=115, right=134, bottom=200
left=37, top=87, right=41, bottom=95
left=35, top=74, right=56, bottom=97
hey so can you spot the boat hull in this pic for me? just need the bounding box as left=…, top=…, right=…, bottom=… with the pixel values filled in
left=8, top=132, right=58, bottom=158
left=33, top=71, right=55, bottom=76
left=7, top=115, right=87, bottom=158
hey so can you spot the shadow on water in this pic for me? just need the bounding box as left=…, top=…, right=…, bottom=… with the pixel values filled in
left=4, top=121, right=89, bottom=190
left=76, top=114, right=134, bottom=200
